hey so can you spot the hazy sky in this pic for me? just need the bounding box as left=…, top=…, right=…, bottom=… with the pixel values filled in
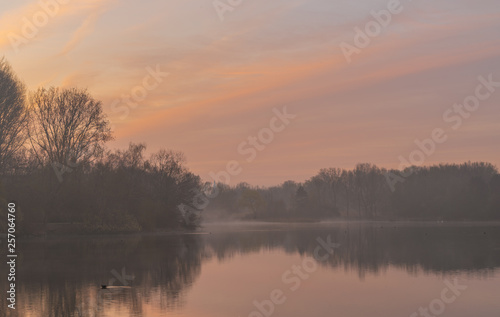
left=1, top=0, right=499, bottom=186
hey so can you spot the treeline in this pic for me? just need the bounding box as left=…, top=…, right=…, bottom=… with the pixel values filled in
left=1, top=57, right=499, bottom=234
left=0, top=58, right=202, bottom=234
left=204, top=162, right=500, bottom=221
left=3, top=144, right=203, bottom=234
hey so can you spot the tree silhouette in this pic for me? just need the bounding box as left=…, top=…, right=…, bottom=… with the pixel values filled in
left=27, top=87, right=113, bottom=167
left=0, top=58, right=27, bottom=174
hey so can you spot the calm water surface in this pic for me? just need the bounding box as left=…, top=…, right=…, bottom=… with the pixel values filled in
left=2, top=222, right=500, bottom=317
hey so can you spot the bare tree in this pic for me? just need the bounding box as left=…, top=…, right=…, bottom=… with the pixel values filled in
left=0, top=58, right=27, bottom=173
left=27, top=87, right=113, bottom=168
left=149, top=149, right=186, bottom=181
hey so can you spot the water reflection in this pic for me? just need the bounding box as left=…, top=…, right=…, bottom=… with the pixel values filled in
left=1, top=222, right=499, bottom=316
left=205, top=223, right=500, bottom=276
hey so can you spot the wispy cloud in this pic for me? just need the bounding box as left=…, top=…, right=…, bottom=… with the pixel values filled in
left=0, top=0, right=116, bottom=52
left=59, top=11, right=102, bottom=55
left=58, top=0, right=117, bottom=56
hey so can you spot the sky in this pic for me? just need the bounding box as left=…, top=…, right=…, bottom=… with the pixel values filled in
left=1, top=0, right=499, bottom=186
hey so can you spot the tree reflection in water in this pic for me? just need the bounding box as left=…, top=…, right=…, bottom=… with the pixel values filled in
left=1, top=223, right=499, bottom=316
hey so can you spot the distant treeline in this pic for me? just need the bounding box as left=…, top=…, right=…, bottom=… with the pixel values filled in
left=204, top=162, right=500, bottom=221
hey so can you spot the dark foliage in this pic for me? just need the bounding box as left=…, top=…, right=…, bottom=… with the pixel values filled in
left=204, top=162, right=500, bottom=221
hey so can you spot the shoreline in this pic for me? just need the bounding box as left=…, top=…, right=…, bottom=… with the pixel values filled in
left=6, top=219, right=500, bottom=238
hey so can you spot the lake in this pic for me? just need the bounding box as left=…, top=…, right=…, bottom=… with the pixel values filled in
left=2, top=222, right=500, bottom=317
